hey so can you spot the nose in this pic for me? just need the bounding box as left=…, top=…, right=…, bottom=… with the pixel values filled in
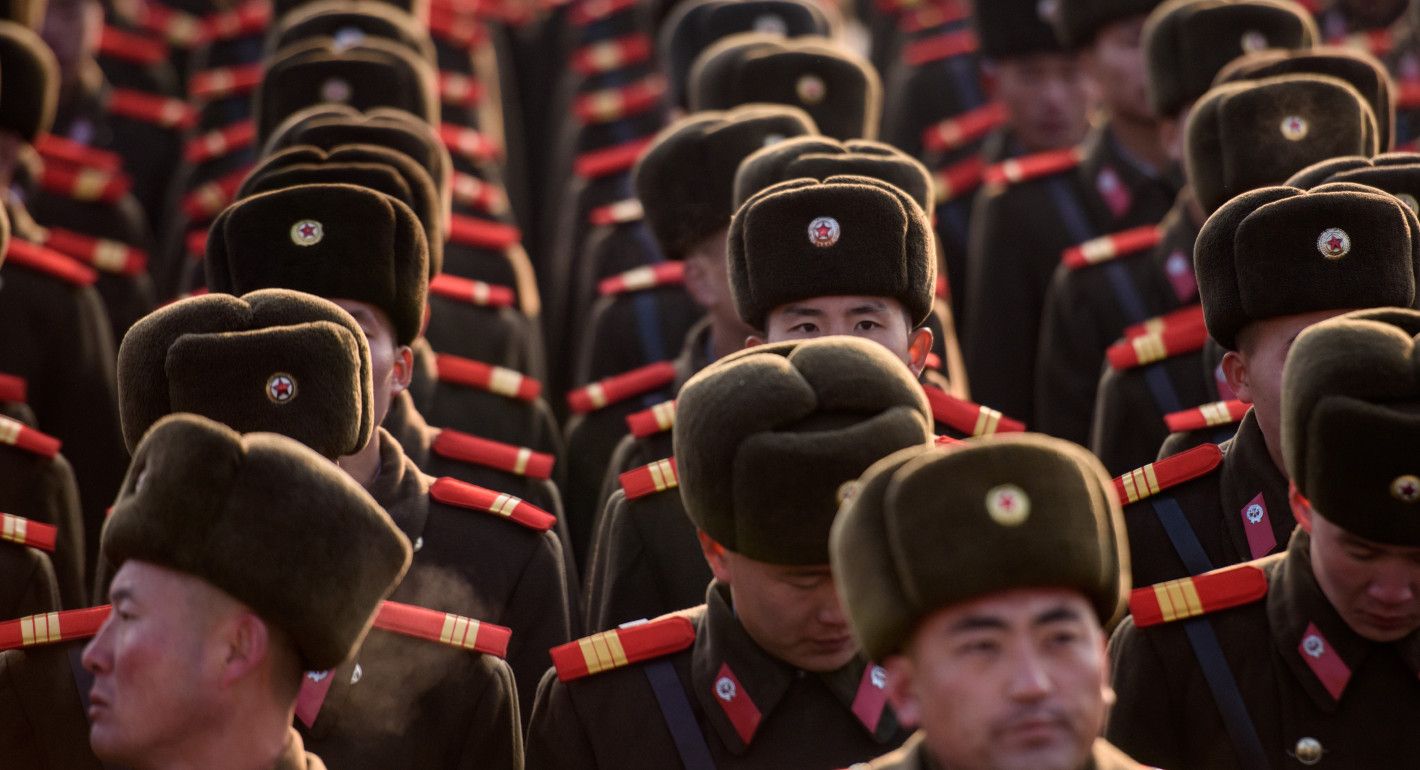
left=81, top=616, right=114, bottom=675
left=1005, top=646, right=1053, bottom=703
left=815, top=581, right=849, bottom=628
left=1366, top=566, right=1416, bottom=606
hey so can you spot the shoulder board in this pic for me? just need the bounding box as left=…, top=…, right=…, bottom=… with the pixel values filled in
left=1338, top=28, right=1393, bottom=58
left=34, top=134, right=122, bottom=173
left=984, top=148, right=1082, bottom=187
left=588, top=198, right=644, bottom=227
left=1061, top=225, right=1163, bottom=270
left=1164, top=400, right=1249, bottom=434
left=448, top=212, right=521, bottom=250
left=900, top=1, right=967, bottom=33
left=1122, top=303, right=1204, bottom=340
left=107, top=88, right=193, bottom=130
left=138, top=3, right=204, bottom=48
left=372, top=600, right=510, bottom=657
left=921, top=102, right=1006, bottom=155
left=0, top=413, right=62, bottom=458
left=933, top=155, right=986, bottom=204
left=1129, top=563, right=1268, bottom=628
left=0, top=606, right=110, bottom=650
left=180, top=165, right=251, bottom=222
left=188, top=63, right=262, bottom=101
left=575, top=135, right=655, bottom=180
left=451, top=172, right=506, bottom=215
left=427, top=7, right=488, bottom=47
left=428, top=476, right=556, bottom=532
left=185, top=228, right=208, bottom=260
left=619, top=457, right=678, bottom=500
left=625, top=399, right=676, bottom=437
left=38, top=163, right=131, bottom=204
left=598, top=261, right=684, bottom=297
left=1, top=512, right=57, bottom=552
left=439, top=123, right=501, bottom=165
left=184, top=120, right=255, bottom=165
left=434, top=353, right=540, bottom=400
left=902, top=28, right=977, bottom=67
left=1106, top=321, right=1208, bottom=370
left=567, top=361, right=678, bottom=414
left=572, top=34, right=652, bottom=76
left=1113, top=443, right=1222, bottom=506
left=0, top=372, right=25, bottom=403
left=569, top=0, right=638, bottom=25
left=439, top=71, right=485, bottom=108
left=551, top=615, right=696, bottom=681
left=4, top=239, right=96, bottom=286
left=432, top=429, right=554, bottom=480
left=923, top=386, right=1025, bottom=437
left=574, top=76, right=665, bottom=125
left=38, top=227, right=147, bottom=276
left=97, top=25, right=168, bottom=66
left=428, top=273, right=516, bottom=309
left=202, top=1, right=270, bottom=44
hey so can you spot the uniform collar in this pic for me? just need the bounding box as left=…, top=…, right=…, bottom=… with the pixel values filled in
left=365, top=427, right=431, bottom=546
left=1078, top=123, right=1171, bottom=224
left=674, top=317, right=715, bottom=392
left=1218, top=410, right=1294, bottom=563
left=381, top=390, right=431, bottom=468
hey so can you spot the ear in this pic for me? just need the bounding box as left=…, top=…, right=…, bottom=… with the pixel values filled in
left=882, top=654, right=920, bottom=728
left=389, top=344, right=414, bottom=395
left=906, top=327, right=934, bottom=376
left=1220, top=350, right=1252, bottom=404
left=218, top=612, right=272, bottom=688
left=744, top=334, right=765, bottom=348
left=1098, top=634, right=1116, bottom=708
left=1289, top=483, right=1314, bottom=533
left=697, top=531, right=733, bottom=584
left=682, top=255, right=719, bottom=311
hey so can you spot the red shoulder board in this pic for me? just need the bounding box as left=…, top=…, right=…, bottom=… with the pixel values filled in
left=34, top=134, right=122, bottom=173
left=900, top=1, right=967, bottom=33
left=0, top=373, right=25, bottom=403
left=180, top=165, right=251, bottom=222
left=588, top=198, right=644, bottom=227
left=39, top=227, right=147, bottom=276
left=551, top=615, right=696, bottom=681
left=1164, top=400, right=1249, bottom=434
left=4, top=239, right=96, bottom=286
left=428, top=273, right=516, bottom=309
left=448, top=213, right=521, bottom=250
left=432, top=429, right=555, bottom=480
left=567, top=361, right=677, bottom=414
left=428, top=476, right=556, bottom=532
left=0, top=606, right=111, bottom=650
left=185, top=228, right=208, bottom=260
left=923, top=386, right=1025, bottom=437
left=902, top=29, right=977, bottom=67
left=97, top=25, right=168, bottom=66
left=372, top=600, right=510, bottom=657
left=202, top=1, right=270, bottom=44
left=38, top=164, right=131, bottom=204
left=598, top=262, right=684, bottom=297
left=138, top=3, right=204, bottom=48
left=1061, top=225, right=1163, bottom=270
left=1130, top=563, right=1268, bottom=627
left=188, top=63, right=263, bottom=101
left=625, top=399, right=676, bottom=438
left=572, top=34, right=652, bottom=76
left=434, top=353, right=540, bottom=401
left=921, top=102, right=1006, bottom=155
left=1106, top=320, right=1208, bottom=370
left=451, top=172, right=506, bottom=214
left=1123, top=303, right=1204, bottom=340
left=619, top=457, right=678, bottom=500
left=107, top=88, right=193, bottom=130
left=1, top=512, right=57, bottom=552
left=574, top=76, right=665, bottom=124
left=984, top=148, right=1082, bottom=187
left=932, top=155, right=985, bottom=204
left=1113, top=443, right=1222, bottom=506
left=439, top=123, right=502, bottom=164
left=0, top=413, right=62, bottom=458
left=575, top=136, right=654, bottom=180
left=439, top=71, right=485, bottom=108
left=569, top=0, right=638, bottom=25
left=427, top=6, right=488, bottom=47
left=184, top=120, right=255, bottom=165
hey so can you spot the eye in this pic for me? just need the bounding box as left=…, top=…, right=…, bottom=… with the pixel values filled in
left=854, top=320, right=882, bottom=332
left=789, top=322, right=819, bottom=334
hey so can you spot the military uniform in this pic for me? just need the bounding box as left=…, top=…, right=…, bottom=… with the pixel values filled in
left=0, top=406, right=86, bottom=608
left=0, top=609, right=109, bottom=770
left=856, top=733, right=1154, bottom=770
left=0, top=514, right=61, bottom=619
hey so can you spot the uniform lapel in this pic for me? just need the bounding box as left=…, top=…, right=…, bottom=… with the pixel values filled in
left=691, top=583, right=795, bottom=754
left=1217, top=412, right=1291, bottom=563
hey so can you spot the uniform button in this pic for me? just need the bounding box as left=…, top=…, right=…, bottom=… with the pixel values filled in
left=1293, top=737, right=1323, bottom=765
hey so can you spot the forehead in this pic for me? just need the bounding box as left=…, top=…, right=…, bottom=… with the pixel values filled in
left=777, top=295, right=903, bottom=314
left=110, top=560, right=210, bottom=605
left=915, top=588, right=1096, bottom=633
left=329, top=299, right=393, bottom=331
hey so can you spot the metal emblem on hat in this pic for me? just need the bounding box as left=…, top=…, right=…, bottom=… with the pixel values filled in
left=715, top=676, right=737, bottom=701
left=1302, top=633, right=1325, bottom=658
left=1316, top=228, right=1350, bottom=260
left=332, top=26, right=366, bottom=51
left=796, top=75, right=826, bottom=105
left=808, top=216, right=841, bottom=248
left=1280, top=116, right=1309, bottom=141
left=1240, top=30, right=1268, bottom=52
left=291, top=219, right=324, bottom=246
left=320, top=77, right=352, bottom=103
left=985, top=484, right=1029, bottom=526
left=266, top=373, right=298, bottom=404
left=753, top=14, right=787, bottom=35
left=1391, top=474, right=1420, bottom=503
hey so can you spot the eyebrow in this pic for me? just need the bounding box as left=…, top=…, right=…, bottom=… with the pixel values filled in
left=781, top=306, right=825, bottom=318
left=948, top=615, right=1009, bottom=633
left=1033, top=605, right=1084, bottom=626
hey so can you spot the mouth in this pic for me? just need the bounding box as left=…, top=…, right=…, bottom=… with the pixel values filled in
left=87, top=690, right=108, bottom=720
left=999, top=715, right=1069, bottom=745
left=1360, top=611, right=1416, bottom=632
left=808, top=637, right=854, bottom=654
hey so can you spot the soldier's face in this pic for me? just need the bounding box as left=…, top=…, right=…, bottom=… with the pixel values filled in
left=991, top=53, right=1093, bottom=154
left=1083, top=18, right=1152, bottom=123
left=885, top=589, right=1109, bottom=770
left=760, top=296, right=933, bottom=374
left=1309, top=514, right=1420, bottom=642
left=332, top=299, right=412, bottom=430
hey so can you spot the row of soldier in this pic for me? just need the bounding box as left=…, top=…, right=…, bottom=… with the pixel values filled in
left=1, top=0, right=1419, bottom=768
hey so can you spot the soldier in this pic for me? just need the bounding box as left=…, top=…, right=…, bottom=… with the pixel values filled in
left=1113, top=183, right=1419, bottom=587
left=832, top=434, right=1146, bottom=770
left=81, top=413, right=411, bottom=770
left=1107, top=307, right=1420, bottom=768
left=961, top=0, right=1177, bottom=425
left=528, top=337, right=934, bottom=769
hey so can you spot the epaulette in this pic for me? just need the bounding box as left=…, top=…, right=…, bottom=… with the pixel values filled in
left=619, top=457, right=678, bottom=500
left=1113, top=443, right=1222, bottom=505
left=97, top=25, right=168, bottom=66
left=567, top=361, right=677, bottom=414
left=428, top=6, right=488, bottom=48
left=440, top=123, right=501, bottom=165
left=921, top=102, right=1006, bottom=155
left=922, top=386, right=1025, bottom=437
left=107, top=88, right=193, bottom=131
left=181, top=165, right=251, bottom=222
left=1061, top=225, right=1163, bottom=270
left=902, top=28, right=978, bottom=67
left=1122, top=303, right=1203, bottom=340
left=38, top=227, right=148, bottom=276
left=428, top=476, right=556, bottom=532
left=428, top=273, right=516, bottom=308
left=1, top=512, right=57, bottom=551
left=1399, top=80, right=1420, bottom=112
left=588, top=198, right=644, bottom=227
left=451, top=172, right=506, bottom=214
left=569, top=0, right=638, bottom=26
left=983, top=148, right=1082, bottom=187
left=933, top=156, right=986, bottom=204
left=3, top=239, right=97, bottom=286
left=372, top=600, right=510, bottom=657
left=202, top=1, right=270, bottom=43
left=571, top=34, right=652, bottom=76
left=625, top=399, right=675, bottom=437
left=598, top=262, right=684, bottom=297
left=1105, top=318, right=1208, bottom=370
left=185, top=229, right=208, bottom=261
left=188, top=63, right=263, bottom=101
left=448, top=213, right=521, bottom=250
left=574, top=136, right=655, bottom=180
left=138, top=2, right=204, bottom=48
left=34, top=134, right=121, bottom=173
left=0, top=413, right=62, bottom=458
left=434, top=353, right=540, bottom=401
left=899, top=1, right=967, bottom=33
left=574, top=76, right=665, bottom=124
left=0, top=606, right=111, bottom=650
left=1336, top=28, right=1393, bottom=58
left=0, top=373, right=25, bottom=403
left=1129, top=563, right=1268, bottom=627
left=439, top=71, right=485, bottom=108
left=1164, top=400, right=1249, bottom=434
left=551, top=615, right=696, bottom=681
left=38, top=163, right=131, bottom=204
left=432, top=428, right=555, bottom=480
left=184, top=120, right=255, bottom=165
